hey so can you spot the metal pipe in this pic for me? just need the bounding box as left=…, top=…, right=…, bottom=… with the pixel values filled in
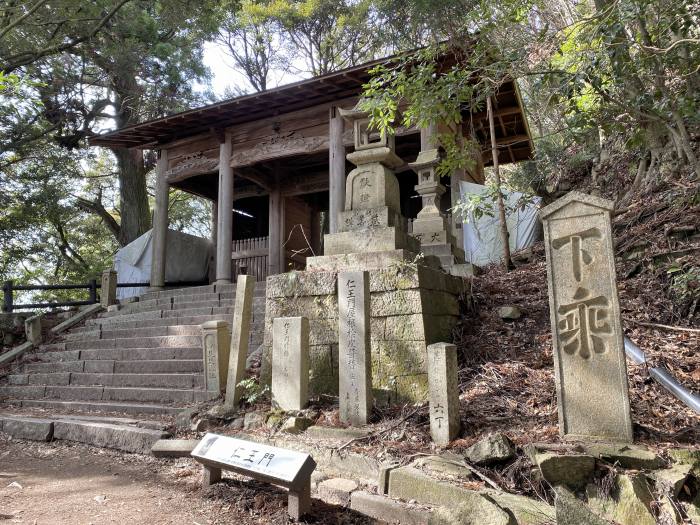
left=650, top=367, right=700, bottom=414
left=624, top=335, right=700, bottom=414
left=623, top=337, right=646, bottom=364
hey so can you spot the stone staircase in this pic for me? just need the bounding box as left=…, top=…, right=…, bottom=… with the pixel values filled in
left=0, top=282, right=266, bottom=416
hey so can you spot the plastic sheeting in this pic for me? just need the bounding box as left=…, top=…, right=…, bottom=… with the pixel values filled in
left=459, top=181, right=542, bottom=267
left=114, top=229, right=214, bottom=299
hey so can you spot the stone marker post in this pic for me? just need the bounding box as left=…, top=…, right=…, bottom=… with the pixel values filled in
left=427, top=342, right=461, bottom=445
left=224, top=275, right=255, bottom=409
left=540, top=191, right=633, bottom=442
left=100, top=269, right=117, bottom=307
left=338, top=270, right=372, bottom=425
left=24, top=314, right=43, bottom=345
left=201, top=320, right=231, bottom=394
left=271, top=317, right=310, bottom=411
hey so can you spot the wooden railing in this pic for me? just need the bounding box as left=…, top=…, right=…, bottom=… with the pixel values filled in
left=232, top=236, right=269, bottom=282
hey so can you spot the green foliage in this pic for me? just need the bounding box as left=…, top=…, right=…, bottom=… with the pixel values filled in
left=667, top=265, right=700, bottom=304
left=236, top=377, right=270, bottom=405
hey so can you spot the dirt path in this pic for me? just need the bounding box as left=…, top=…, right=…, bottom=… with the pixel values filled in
left=0, top=438, right=374, bottom=525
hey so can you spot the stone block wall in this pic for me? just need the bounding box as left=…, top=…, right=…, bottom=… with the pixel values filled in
left=261, top=264, right=466, bottom=403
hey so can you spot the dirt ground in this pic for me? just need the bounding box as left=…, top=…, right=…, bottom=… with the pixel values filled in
left=0, top=437, right=375, bottom=525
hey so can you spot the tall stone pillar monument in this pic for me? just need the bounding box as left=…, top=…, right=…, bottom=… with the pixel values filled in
left=540, top=191, right=633, bottom=442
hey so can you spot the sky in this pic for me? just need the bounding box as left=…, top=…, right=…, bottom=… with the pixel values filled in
left=202, top=41, right=304, bottom=98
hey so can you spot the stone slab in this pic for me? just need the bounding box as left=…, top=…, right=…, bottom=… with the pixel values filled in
left=53, top=420, right=169, bottom=454
left=271, top=317, right=310, bottom=411
left=540, top=191, right=633, bottom=442
left=388, top=467, right=509, bottom=523
left=151, top=439, right=200, bottom=457
left=201, top=320, right=230, bottom=393
left=323, top=226, right=420, bottom=256
left=317, top=478, right=358, bottom=506
left=338, top=271, right=372, bottom=425
left=350, top=492, right=431, bottom=525
left=427, top=343, right=460, bottom=445
left=49, top=303, right=103, bottom=336
left=224, top=275, right=255, bottom=408
left=0, top=416, right=54, bottom=441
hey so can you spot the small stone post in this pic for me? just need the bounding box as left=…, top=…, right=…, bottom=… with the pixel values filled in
left=100, top=269, right=118, bottom=307
left=201, top=320, right=231, bottom=394
left=338, top=270, right=372, bottom=425
left=271, top=317, right=310, bottom=411
left=24, top=314, right=43, bottom=345
left=427, top=342, right=461, bottom=445
left=540, top=191, right=633, bottom=442
left=224, top=275, right=255, bottom=409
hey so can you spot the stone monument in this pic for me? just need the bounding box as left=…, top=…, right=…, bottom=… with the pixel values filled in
left=338, top=270, right=372, bottom=425
left=100, top=269, right=117, bottom=307
left=224, top=274, right=255, bottom=409
left=427, top=342, right=461, bottom=445
left=540, top=191, right=633, bottom=442
left=200, top=320, right=231, bottom=394
left=261, top=107, right=466, bottom=404
left=271, top=316, right=310, bottom=411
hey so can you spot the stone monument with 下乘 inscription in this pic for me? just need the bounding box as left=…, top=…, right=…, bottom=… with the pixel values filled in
left=261, top=107, right=466, bottom=404
left=540, top=191, right=633, bottom=443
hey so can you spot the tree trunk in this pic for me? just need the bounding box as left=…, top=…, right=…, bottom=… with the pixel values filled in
left=113, top=146, right=151, bottom=247
left=487, top=96, right=514, bottom=271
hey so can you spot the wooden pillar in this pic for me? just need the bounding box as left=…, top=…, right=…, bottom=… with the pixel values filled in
left=150, top=149, right=169, bottom=289
left=268, top=188, right=284, bottom=275
left=211, top=200, right=218, bottom=247
left=328, top=106, right=345, bottom=234
left=215, top=133, right=234, bottom=284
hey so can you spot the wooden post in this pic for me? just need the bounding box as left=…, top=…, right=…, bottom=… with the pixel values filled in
left=150, top=149, right=169, bottom=289
left=215, top=133, right=234, bottom=284
left=328, top=106, right=345, bottom=234
left=268, top=188, right=284, bottom=276
left=2, top=280, right=12, bottom=313
left=487, top=96, right=514, bottom=271
left=211, top=200, right=218, bottom=248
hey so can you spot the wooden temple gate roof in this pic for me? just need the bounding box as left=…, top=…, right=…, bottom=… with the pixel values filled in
left=90, top=55, right=532, bottom=167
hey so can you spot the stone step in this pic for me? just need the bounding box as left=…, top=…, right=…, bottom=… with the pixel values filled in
left=52, top=418, right=169, bottom=454
left=25, top=361, right=85, bottom=373
left=70, top=372, right=203, bottom=389
left=139, top=282, right=266, bottom=301
left=100, top=325, right=202, bottom=339
left=114, top=359, right=203, bottom=374
left=0, top=384, right=213, bottom=404
left=80, top=346, right=203, bottom=361
left=34, top=346, right=202, bottom=363
left=162, top=306, right=233, bottom=318
left=65, top=335, right=202, bottom=351
left=101, top=299, right=234, bottom=318
left=69, top=324, right=204, bottom=339
left=9, top=399, right=183, bottom=416
left=86, top=314, right=231, bottom=330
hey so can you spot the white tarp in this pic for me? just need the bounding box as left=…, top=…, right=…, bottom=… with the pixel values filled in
left=114, top=229, right=214, bottom=299
left=459, top=181, right=542, bottom=267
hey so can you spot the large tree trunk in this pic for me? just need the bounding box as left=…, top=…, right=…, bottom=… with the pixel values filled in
left=113, top=146, right=151, bottom=247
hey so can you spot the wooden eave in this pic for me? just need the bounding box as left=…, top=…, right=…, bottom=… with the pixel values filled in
left=90, top=55, right=532, bottom=165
